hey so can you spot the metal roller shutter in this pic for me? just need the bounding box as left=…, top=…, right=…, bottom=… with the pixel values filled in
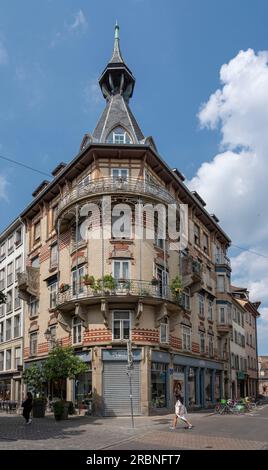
left=103, top=361, right=141, bottom=416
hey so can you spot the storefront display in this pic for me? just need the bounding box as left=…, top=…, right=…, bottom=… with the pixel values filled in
left=151, top=362, right=168, bottom=408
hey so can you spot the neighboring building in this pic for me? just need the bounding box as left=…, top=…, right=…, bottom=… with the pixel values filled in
left=0, top=219, right=25, bottom=401
left=231, top=286, right=260, bottom=397
left=258, top=356, right=268, bottom=396
left=229, top=297, right=246, bottom=399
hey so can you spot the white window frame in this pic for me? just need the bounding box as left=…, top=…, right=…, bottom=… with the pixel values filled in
left=111, top=168, right=129, bottom=181
left=113, top=260, right=130, bottom=280
left=219, top=307, right=226, bottom=324
left=50, top=243, right=58, bottom=268
left=6, top=349, right=12, bottom=370
left=49, top=281, right=58, bottom=309
left=7, top=262, right=13, bottom=286
left=182, top=288, right=190, bottom=310
left=30, top=332, right=38, bottom=356
left=72, top=317, right=82, bottom=345
left=14, top=347, right=21, bottom=369
left=8, top=235, right=14, bottom=254
left=14, top=287, right=21, bottom=310
left=112, top=310, right=131, bottom=341
left=208, top=299, right=213, bottom=320
left=0, top=242, right=5, bottom=260
left=29, top=296, right=39, bottom=318
left=0, top=350, right=4, bottom=371
left=15, top=255, right=22, bottom=279
left=0, top=268, right=5, bottom=291
left=5, top=318, right=12, bottom=341
left=13, top=314, right=21, bottom=338
left=160, top=320, right=169, bottom=344
left=72, top=266, right=85, bottom=296
left=182, top=326, right=191, bottom=351
left=6, top=290, right=13, bottom=314
left=198, top=293, right=205, bottom=318
left=0, top=321, right=4, bottom=342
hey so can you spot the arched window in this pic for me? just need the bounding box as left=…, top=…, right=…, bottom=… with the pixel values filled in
left=106, top=127, right=133, bottom=144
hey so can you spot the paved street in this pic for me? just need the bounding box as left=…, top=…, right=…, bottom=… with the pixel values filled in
left=0, top=405, right=267, bottom=450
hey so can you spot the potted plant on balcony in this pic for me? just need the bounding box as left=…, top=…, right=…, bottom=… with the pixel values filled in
left=170, top=275, right=183, bottom=304
left=151, top=276, right=159, bottom=286
left=103, top=274, right=117, bottom=293
left=59, top=283, right=70, bottom=293
left=44, top=346, right=88, bottom=421
left=83, top=275, right=95, bottom=286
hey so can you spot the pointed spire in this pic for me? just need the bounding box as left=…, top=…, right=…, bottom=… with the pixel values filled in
left=110, top=22, right=123, bottom=63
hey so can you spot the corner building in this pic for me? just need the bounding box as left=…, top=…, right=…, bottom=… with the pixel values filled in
left=20, top=26, right=232, bottom=415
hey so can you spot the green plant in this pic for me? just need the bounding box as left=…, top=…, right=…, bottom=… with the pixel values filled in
left=92, top=278, right=102, bottom=293
left=59, top=283, right=70, bottom=293
left=44, top=346, right=88, bottom=399
left=83, top=275, right=95, bottom=286
left=33, top=396, right=47, bottom=405
left=151, top=277, right=159, bottom=286
left=68, top=401, right=75, bottom=415
left=170, top=275, right=183, bottom=304
left=22, top=364, right=46, bottom=396
left=102, top=274, right=117, bottom=291
left=53, top=400, right=65, bottom=419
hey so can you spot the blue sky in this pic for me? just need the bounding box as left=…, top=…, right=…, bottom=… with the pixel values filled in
left=1, top=0, right=268, bottom=353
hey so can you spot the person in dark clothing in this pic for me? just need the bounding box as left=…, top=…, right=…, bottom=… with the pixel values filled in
left=22, top=392, right=33, bottom=424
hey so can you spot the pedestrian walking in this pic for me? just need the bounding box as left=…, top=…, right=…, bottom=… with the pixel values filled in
left=22, top=392, right=33, bottom=424
left=170, top=394, right=193, bottom=430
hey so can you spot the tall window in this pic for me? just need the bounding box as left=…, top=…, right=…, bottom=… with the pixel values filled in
left=194, top=224, right=200, bottom=246
left=182, top=288, right=190, bottom=310
left=0, top=351, right=4, bottom=371
left=208, top=336, right=214, bottom=357
left=208, top=299, right=213, bottom=320
left=107, top=127, right=132, bottom=144
left=49, top=281, right=58, bottom=309
left=0, top=322, right=4, bottom=342
left=112, top=310, right=130, bottom=340
left=0, top=242, right=5, bottom=261
left=72, top=318, right=82, bottom=344
left=6, top=349, right=12, bottom=370
left=217, top=275, right=225, bottom=292
left=29, top=296, right=39, bottom=317
left=30, top=332, right=38, bottom=356
left=7, top=262, right=13, bottom=286
left=219, top=307, right=225, bottom=324
left=72, top=266, right=85, bottom=295
left=160, top=319, right=169, bottom=343
left=113, top=260, right=130, bottom=280
left=50, top=244, right=58, bottom=267
left=51, top=205, right=58, bottom=229
left=111, top=168, right=129, bottom=183
left=14, top=287, right=21, bottom=309
left=198, top=293, right=205, bottom=318
left=203, top=233, right=209, bottom=254
left=48, top=325, right=57, bottom=350
left=31, top=256, right=40, bottom=268
left=13, top=314, right=21, bottom=338
left=0, top=268, right=5, bottom=290
left=200, top=332, right=205, bottom=353
left=182, top=326, right=191, bottom=351
left=15, top=228, right=22, bottom=246
left=15, top=347, right=21, bottom=369
left=5, top=318, right=12, bottom=341
left=34, top=221, right=41, bottom=241
left=6, top=290, right=13, bottom=313
left=15, top=256, right=22, bottom=279
left=8, top=235, right=14, bottom=254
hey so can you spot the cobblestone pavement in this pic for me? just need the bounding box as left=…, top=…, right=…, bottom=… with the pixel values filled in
left=0, top=405, right=267, bottom=450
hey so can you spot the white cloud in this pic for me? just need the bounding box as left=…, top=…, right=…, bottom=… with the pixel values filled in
left=188, top=49, right=268, bottom=353
left=50, top=9, right=87, bottom=47
left=0, top=41, right=8, bottom=65
left=69, top=10, right=87, bottom=32
left=0, top=175, right=8, bottom=200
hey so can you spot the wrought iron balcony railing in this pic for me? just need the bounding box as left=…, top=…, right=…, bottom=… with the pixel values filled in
left=57, top=177, right=176, bottom=217
left=56, top=279, right=182, bottom=308
left=215, top=253, right=231, bottom=268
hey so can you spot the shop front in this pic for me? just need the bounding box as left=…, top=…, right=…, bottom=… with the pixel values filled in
left=0, top=374, right=12, bottom=400
left=151, top=351, right=170, bottom=410
left=102, top=348, right=142, bottom=416
left=74, top=350, right=92, bottom=412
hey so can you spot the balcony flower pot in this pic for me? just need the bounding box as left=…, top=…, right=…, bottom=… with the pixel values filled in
left=151, top=277, right=159, bottom=286
left=83, top=275, right=95, bottom=286
left=32, top=397, right=47, bottom=418
left=59, top=283, right=70, bottom=293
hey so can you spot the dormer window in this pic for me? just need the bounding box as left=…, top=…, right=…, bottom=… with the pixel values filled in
left=107, top=127, right=133, bottom=144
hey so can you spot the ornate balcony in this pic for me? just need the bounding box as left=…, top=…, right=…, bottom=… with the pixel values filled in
left=17, top=267, right=40, bottom=301
left=57, top=177, right=176, bottom=219
left=181, top=255, right=204, bottom=293
left=215, top=253, right=231, bottom=269
left=56, top=279, right=182, bottom=311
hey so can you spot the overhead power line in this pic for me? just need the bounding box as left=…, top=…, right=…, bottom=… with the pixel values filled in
left=0, top=154, right=51, bottom=178
left=231, top=244, right=268, bottom=260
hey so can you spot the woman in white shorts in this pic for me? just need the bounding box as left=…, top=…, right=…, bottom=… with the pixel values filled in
left=170, top=395, right=193, bottom=430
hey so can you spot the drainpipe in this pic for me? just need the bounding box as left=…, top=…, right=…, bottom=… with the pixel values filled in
left=255, top=314, right=259, bottom=397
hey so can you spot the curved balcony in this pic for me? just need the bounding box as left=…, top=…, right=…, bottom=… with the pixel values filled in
left=57, top=177, right=176, bottom=219
left=56, top=279, right=182, bottom=311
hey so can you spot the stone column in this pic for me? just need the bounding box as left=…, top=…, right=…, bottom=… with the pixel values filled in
left=211, top=369, right=216, bottom=404
left=195, top=367, right=200, bottom=406
left=184, top=366, right=189, bottom=407
left=200, top=368, right=205, bottom=407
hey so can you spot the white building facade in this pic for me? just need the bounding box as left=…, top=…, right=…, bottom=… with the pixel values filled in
left=0, top=219, right=25, bottom=402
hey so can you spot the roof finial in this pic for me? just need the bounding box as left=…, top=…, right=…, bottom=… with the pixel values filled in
left=110, top=22, right=123, bottom=63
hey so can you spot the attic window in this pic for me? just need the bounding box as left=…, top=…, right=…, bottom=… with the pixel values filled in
left=106, top=127, right=133, bottom=144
